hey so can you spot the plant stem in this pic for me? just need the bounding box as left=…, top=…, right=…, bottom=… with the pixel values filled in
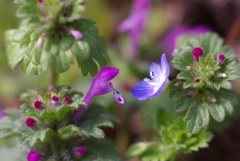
left=51, top=69, right=59, bottom=85
left=225, top=12, right=240, bottom=46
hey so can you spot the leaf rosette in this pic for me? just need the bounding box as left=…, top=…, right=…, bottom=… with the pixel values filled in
left=5, top=0, right=108, bottom=76
left=170, top=33, right=240, bottom=133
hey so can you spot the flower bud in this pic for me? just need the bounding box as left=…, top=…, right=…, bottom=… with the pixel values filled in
left=63, top=97, right=72, bottom=105
left=27, top=151, right=42, bottom=161
left=51, top=96, right=59, bottom=107
left=195, top=79, right=201, bottom=83
left=76, top=146, right=86, bottom=155
left=34, top=101, right=45, bottom=110
left=38, top=0, right=44, bottom=4
left=192, top=47, right=204, bottom=61
left=69, top=29, right=83, bottom=39
left=217, top=54, right=225, bottom=62
left=188, top=93, right=194, bottom=98
left=26, top=117, right=37, bottom=128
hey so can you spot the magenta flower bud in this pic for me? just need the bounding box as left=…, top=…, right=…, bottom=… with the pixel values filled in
left=192, top=47, right=204, bottom=61
left=38, top=0, right=44, bottom=3
left=188, top=93, right=194, bottom=98
left=26, top=117, right=37, bottom=128
left=27, top=151, right=42, bottom=161
left=34, top=101, right=45, bottom=110
left=195, top=79, right=201, bottom=83
left=63, top=97, right=72, bottom=105
left=69, top=29, right=83, bottom=39
left=76, top=146, right=86, bottom=155
left=52, top=96, right=59, bottom=102
left=217, top=54, right=225, bottom=62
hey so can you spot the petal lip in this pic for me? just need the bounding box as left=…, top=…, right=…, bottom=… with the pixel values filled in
left=132, top=80, right=159, bottom=100
left=97, top=67, right=119, bottom=82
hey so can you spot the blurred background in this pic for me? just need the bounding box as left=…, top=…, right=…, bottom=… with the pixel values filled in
left=0, top=0, right=240, bottom=160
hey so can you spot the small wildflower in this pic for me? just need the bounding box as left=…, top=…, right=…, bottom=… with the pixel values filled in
left=26, top=117, right=37, bottom=128
left=72, top=67, right=125, bottom=121
left=217, top=54, right=225, bottom=62
left=76, top=146, right=86, bottom=156
left=132, top=53, right=170, bottom=100
left=192, top=47, right=204, bottom=61
left=27, top=151, right=42, bottom=161
left=188, top=93, right=194, bottom=98
left=34, top=101, right=45, bottom=110
left=69, top=29, right=83, bottom=39
left=63, top=97, right=72, bottom=105
left=118, top=0, right=151, bottom=58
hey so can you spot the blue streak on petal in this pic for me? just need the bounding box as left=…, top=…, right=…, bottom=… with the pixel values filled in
left=132, top=80, right=159, bottom=100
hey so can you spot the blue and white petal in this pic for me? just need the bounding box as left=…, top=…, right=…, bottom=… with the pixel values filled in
left=132, top=80, right=160, bottom=100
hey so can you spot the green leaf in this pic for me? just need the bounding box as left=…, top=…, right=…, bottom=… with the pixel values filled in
left=184, top=106, right=210, bottom=134
left=56, top=106, right=75, bottom=123
left=126, top=142, right=149, bottom=158
left=208, top=105, right=225, bottom=122
left=39, top=109, right=56, bottom=124
left=57, top=125, right=82, bottom=140
left=0, top=129, right=22, bottom=138
left=80, top=138, right=124, bottom=161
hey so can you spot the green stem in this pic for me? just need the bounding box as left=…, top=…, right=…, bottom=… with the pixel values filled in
left=51, top=69, right=59, bottom=85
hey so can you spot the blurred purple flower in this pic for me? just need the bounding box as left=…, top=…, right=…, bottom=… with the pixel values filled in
left=72, top=67, right=124, bottom=121
left=118, top=0, right=151, bottom=59
left=132, top=53, right=170, bottom=100
left=160, top=25, right=211, bottom=60
left=0, top=108, right=6, bottom=118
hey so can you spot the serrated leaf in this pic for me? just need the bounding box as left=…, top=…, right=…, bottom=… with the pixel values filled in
left=0, top=129, right=22, bottom=138
left=208, top=105, right=225, bottom=122
left=56, top=106, right=75, bottom=123
left=40, top=109, right=56, bottom=124
left=184, top=106, right=210, bottom=134
left=58, top=125, right=82, bottom=140
left=39, top=128, right=55, bottom=142
left=20, top=30, right=33, bottom=48
left=60, top=37, right=75, bottom=51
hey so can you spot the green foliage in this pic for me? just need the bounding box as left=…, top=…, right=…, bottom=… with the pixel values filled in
left=79, top=138, right=124, bottom=161
left=170, top=33, right=240, bottom=133
left=126, top=109, right=212, bottom=161
left=5, top=0, right=107, bottom=76
left=0, top=85, right=120, bottom=160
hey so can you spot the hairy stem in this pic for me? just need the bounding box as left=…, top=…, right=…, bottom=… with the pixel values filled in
left=50, top=69, right=59, bottom=85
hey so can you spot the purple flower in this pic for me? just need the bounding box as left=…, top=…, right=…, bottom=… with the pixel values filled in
left=27, top=151, right=42, bottom=161
left=69, top=29, right=83, bottom=39
left=132, top=53, right=170, bottom=100
left=0, top=108, right=6, bottom=118
left=217, top=54, right=225, bottom=62
left=160, top=25, right=211, bottom=60
left=83, top=67, right=124, bottom=105
left=26, top=117, right=37, bottom=128
left=118, top=0, right=151, bottom=59
left=72, top=67, right=124, bottom=121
